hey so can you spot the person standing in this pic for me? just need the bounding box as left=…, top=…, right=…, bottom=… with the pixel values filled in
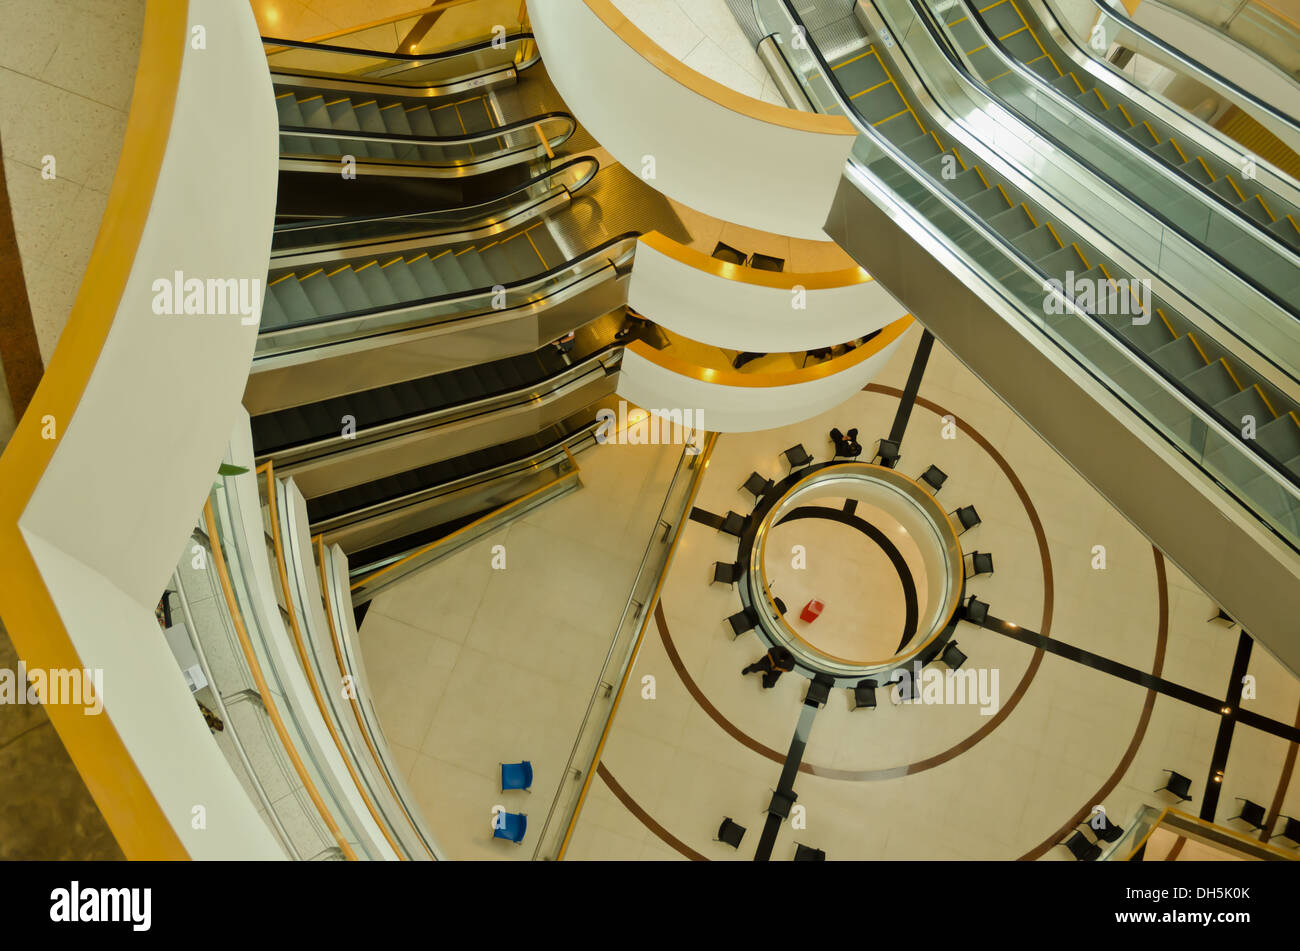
left=742, top=646, right=796, bottom=688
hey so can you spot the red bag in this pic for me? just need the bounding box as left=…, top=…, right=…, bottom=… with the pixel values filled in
left=800, top=599, right=824, bottom=623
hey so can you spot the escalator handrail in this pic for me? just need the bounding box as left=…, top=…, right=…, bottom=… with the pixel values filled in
left=899, top=0, right=1300, bottom=320
left=278, top=109, right=577, bottom=149
left=775, top=0, right=1300, bottom=507
left=259, top=342, right=623, bottom=458
left=272, top=155, right=600, bottom=238
left=318, top=423, right=601, bottom=529
left=948, top=0, right=1300, bottom=264
left=265, top=231, right=642, bottom=335
left=263, top=30, right=539, bottom=68
left=1077, top=0, right=1300, bottom=132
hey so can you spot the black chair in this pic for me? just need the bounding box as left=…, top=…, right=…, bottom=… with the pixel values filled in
left=873, top=438, right=901, bottom=468
left=711, top=242, right=747, bottom=266
left=919, top=465, right=948, bottom=493
left=767, top=789, right=797, bottom=819
left=850, top=679, right=877, bottom=711
left=783, top=444, right=813, bottom=473
left=715, top=817, right=746, bottom=848
left=1269, top=815, right=1300, bottom=846
left=963, top=596, right=989, bottom=625
left=742, top=471, right=773, bottom=500
left=750, top=252, right=785, bottom=272
left=793, top=843, right=826, bottom=861
left=1061, top=830, right=1102, bottom=861
left=1089, top=812, right=1124, bottom=843
left=964, top=551, right=994, bottom=578
left=949, top=505, right=981, bottom=534
left=726, top=609, right=757, bottom=638
left=805, top=677, right=831, bottom=707
left=711, top=562, right=739, bottom=586
left=940, top=641, right=967, bottom=670
left=721, top=511, right=747, bottom=537
left=1155, top=769, right=1194, bottom=803
left=1229, top=798, right=1267, bottom=832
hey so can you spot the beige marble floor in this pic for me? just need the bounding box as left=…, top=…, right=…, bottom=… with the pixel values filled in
left=358, top=438, right=681, bottom=859
left=564, top=328, right=1300, bottom=860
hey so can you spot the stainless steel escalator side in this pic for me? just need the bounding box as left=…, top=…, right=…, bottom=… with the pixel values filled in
left=317, top=423, right=602, bottom=556
left=862, top=0, right=1300, bottom=386
left=761, top=0, right=1300, bottom=664
left=268, top=349, right=623, bottom=500
left=245, top=235, right=637, bottom=415
left=826, top=167, right=1300, bottom=672
left=930, top=0, right=1300, bottom=266
left=1033, top=0, right=1300, bottom=193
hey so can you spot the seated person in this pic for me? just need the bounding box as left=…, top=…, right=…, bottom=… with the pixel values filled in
left=830, top=427, right=862, bottom=458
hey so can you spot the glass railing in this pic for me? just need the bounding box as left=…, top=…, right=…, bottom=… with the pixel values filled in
left=533, top=434, right=717, bottom=860
left=264, top=31, right=538, bottom=89
left=272, top=157, right=599, bottom=254
left=928, top=0, right=1300, bottom=307
left=316, top=538, right=444, bottom=858
left=204, top=467, right=382, bottom=859
left=1142, top=0, right=1300, bottom=80
left=869, top=0, right=1300, bottom=374
left=759, top=0, right=1300, bottom=549
left=1107, top=804, right=1300, bottom=859
left=256, top=233, right=639, bottom=356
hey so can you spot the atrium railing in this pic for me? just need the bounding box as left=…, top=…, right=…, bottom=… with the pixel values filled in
left=534, top=433, right=718, bottom=860
left=1107, top=805, right=1300, bottom=859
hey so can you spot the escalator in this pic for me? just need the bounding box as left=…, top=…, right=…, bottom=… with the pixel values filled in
left=309, top=412, right=604, bottom=561
left=265, top=30, right=576, bottom=215
left=251, top=312, right=624, bottom=499
left=753, top=0, right=1300, bottom=664
left=929, top=0, right=1300, bottom=281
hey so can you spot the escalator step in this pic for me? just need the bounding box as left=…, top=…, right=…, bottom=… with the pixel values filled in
left=1238, top=194, right=1276, bottom=226
left=1025, top=57, right=1057, bottom=82
left=1109, top=311, right=1175, bottom=353
left=380, top=259, right=424, bottom=302
left=430, top=102, right=464, bottom=137
left=527, top=227, right=563, bottom=272
left=1001, top=31, right=1041, bottom=63
left=455, top=96, right=493, bottom=134
left=1257, top=414, right=1300, bottom=462
left=1149, top=334, right=1206, bottom=378
left=503, top=232, right=546, bottom=278
left=354, top=261, right=401, bottom=309
left=352, top=101, right=387, bottom=134
left=269, top=274, right=317, bottom=326
left=405, top=254, right=446, bottom=297
left=258, top=285, right=288, bottom=330
left=1266, top=216, right=1300, bottom=253
left=965, top=185, right=1013, bottom=218
left=874, top=111, right=926, bottom=147
left=436, top=249, right=476, bottom=292
left=899, top=133, right=942, bottom=163
left=324, top=97, right=361, bottom=132
left=980, top=1, right=1023, bottom=36
left=297, top=95, right=329, bottom=127
left=480, top=242, right=523, bottom=283
left=453, top=247, right=494, bottom=289
left=1035, top=243, right=1088, bottom=277
left=404, top=105, right=437, bottom=136
left=1075, top=87, right=1109, bottom=119
left=1101, top=106, right=1133, bottom=133
left=1011, top=224, right=1062, bottom=260
left=858, top=81, right=908, bottom=125
left=1178, top=156, right=1216, bottom=186
left=1181, top=360, right=1239, bottom=406
left=1049, top=74, right=1081, bottom=97
left=325, top=266, right=371, bottom=314
left=275, top=94, right=305, bottom=127
left=379, top=102, right=413, bottom=136
left=830, top=50, right=887, bottom=97
left=1124, top=122, right=1160, bottom=149
left=985, top=204, right=1036, bottom=240
left=1216, top=385, right=1274, bottom=429
left=942, top=167, right=990, bottom=200
left=299, top=269, right=347, bottom=318
left=279, top=134, right=318, bottom=155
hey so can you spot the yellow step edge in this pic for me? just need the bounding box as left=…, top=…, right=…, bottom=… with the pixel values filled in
left=1072, top=241, right=1090, bottom=270
left=379, top=102, right=402, bottom=110
left=354, top=260, right=377, bottom=272
left=297, top=94, right=323, bottom=103
left=1070, top=73, right=1086, bottom=96
left=1116, top=102, right=1133, bottom=126
left=872, top=108, right=910, bottom=126
left=1168, top=137, right=1188, bottom=163
left=1155, top=307, right=1175, bottom=337
left=1288, top=411, right=1300, bottom=430
left=979, top=0, right=1008, bottom=10
left=1021, top=202, right=1038, bottom=228
left=833, top=51, right=871, bottom=69
left=967, top=45, right=988, bottom=56
left=974, top=166, right=990, bottom=188
left=325, top=265, right=349, bottom=277
left=408, top=252, right=429, bottom=262
left=1045, top=221, right=1064, bottom=248
left=1185, top=332, right=1209, bottom=365
left=1220, top=358, right=1243, bottom=390
left=430, top=249, right=453, bottom=260
left=275, top=91, right=293, bottom=100
left=353, top=100, right=377, bottom=108
left=1254, top=385, right=1278, bottom=419
left=299, top=268, right=324, bottom=281
left=379, top=257, right=402, bottom=268
left=1000, top=26, right=1029, bottom=40
left=1253, top=192, right=1276, bottom=222
left=268, top=272, right=294, bottom=287
left=929, top=130, right=943, bottom=150
left=1224, top=175, right=1245, bottom=201
left=323, top=97, right=349, bottom=107
left=951, top=146, right=968, bottom=171
left=995, top=183, right=1011, bottom=206
left=1097, top=261, right=1112, bottom=280
left=1142, top=120, right=1160, bottom=144
left=1195, top=155, right=1215, bottom=181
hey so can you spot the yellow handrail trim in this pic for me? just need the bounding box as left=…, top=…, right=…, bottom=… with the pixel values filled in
left=0, top=0, right=191, bottom=860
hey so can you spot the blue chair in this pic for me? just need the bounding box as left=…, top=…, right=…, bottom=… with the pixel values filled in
left=501, top=760, right=533, bottom=792
left=493, top=811, right=527, bottom=844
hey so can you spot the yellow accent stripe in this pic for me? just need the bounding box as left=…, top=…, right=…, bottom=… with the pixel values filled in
left=1045, top=221, right=1063, bottom=248
left=873, top=108, right=910, bottom=126
left=1254, top=385, right=1278, bottom=419
left=0, top=0, right=192, bottom=861
left=268, top=272, right=295, bottom=287
left=1186, top=332, right=1209, bottom=365
left=1116, top=102, right=1133, bottom=126
left=1220, top=359, right=1242, bottom=390
left=1156, top=307, right=1175, bottom=336
left=1254, top=193, right=1276, bottom=221
left=1169, top=138, right=1188, bottom=163
left=1072, top=242, right=1090, bottom=270
left=1000, top=25, right=1028, bottom=39
left=833, top=51, right=871, bottom=69
left=1021, top=202, right=1038, bottom=228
